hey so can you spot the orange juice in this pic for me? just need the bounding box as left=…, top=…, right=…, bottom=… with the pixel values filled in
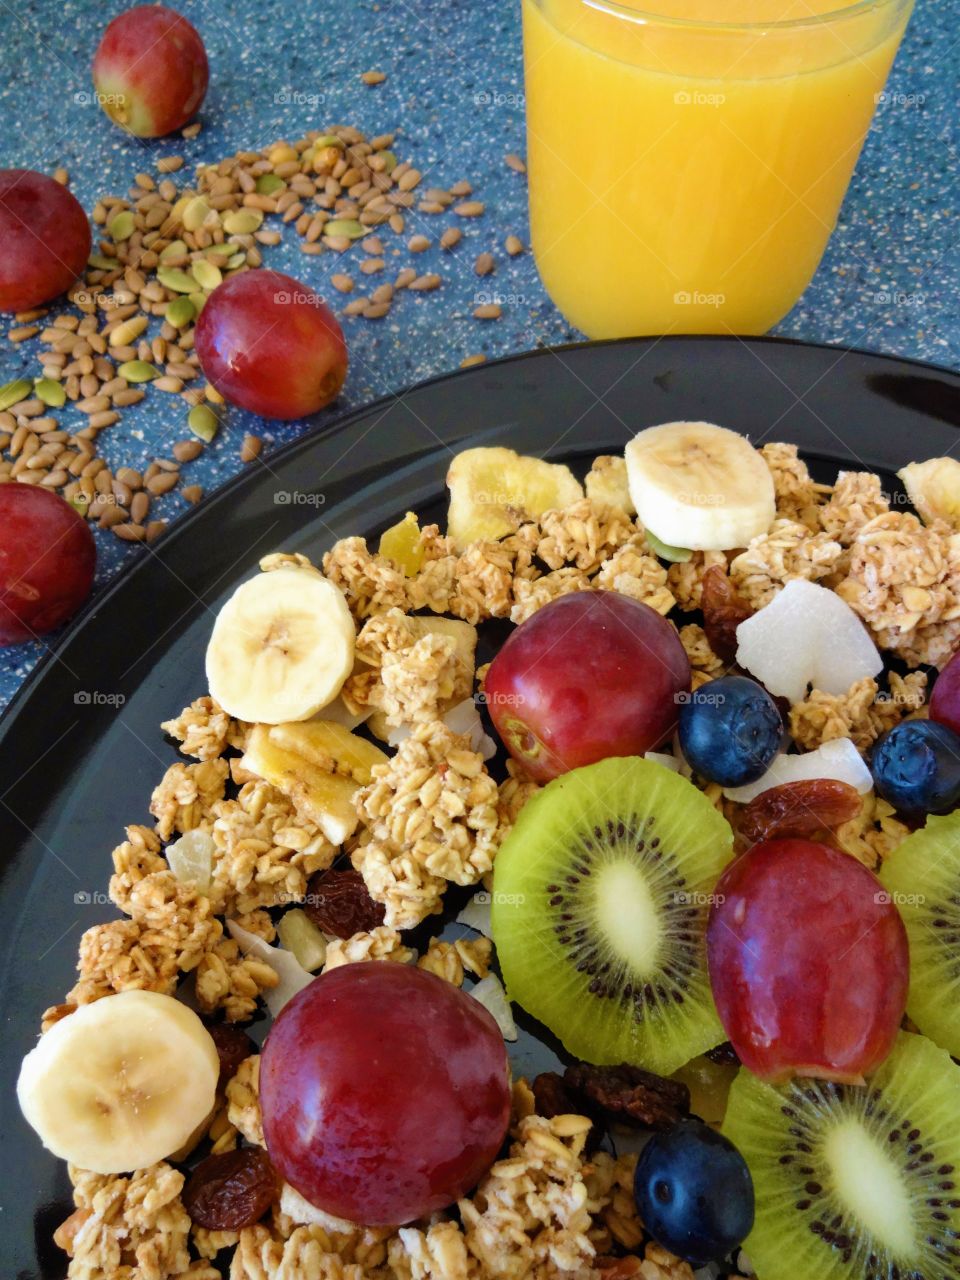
left=524, top=0, right=913, bottom=336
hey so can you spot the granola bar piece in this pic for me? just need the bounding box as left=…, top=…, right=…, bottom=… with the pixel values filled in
left=510, top=568, right=592, bottom=624
left=322, top=925, right=415, bottom=972
left=226, top=1054, right=263, bottom=1147
left=729, top=519, right=844, bottom=609
left=667, top=551, right=727, bottom=612
left=760, top=442, right=825, bottom=530
left=161, top=695, right=246, bottom=761
left=195, top=936, right=280, bottom=1022
left=789, top=672, right=927, bottom=753
left=678, top=624, right=726, bottom=683
left=323, top=535, right=409, bottom=618
left=594, top=542, right=675, bottom=615
left=536, top=499, right=635, bottom=573
left=819, top=470, right=890, bottom=544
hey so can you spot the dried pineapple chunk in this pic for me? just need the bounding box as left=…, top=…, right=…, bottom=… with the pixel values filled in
left=585, top=455, right=635, bottom=514
left=378, top=511, right=424, bottom=575
left=446, top=446, right=583, bottom=550
left=898, top=457, right=960, bottom=529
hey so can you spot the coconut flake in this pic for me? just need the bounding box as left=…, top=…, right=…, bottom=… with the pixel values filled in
left=723, top=737, right=873, bottom=804
left=313, top=694, right=371, bottom=731
left=644, top=750, right=681, bottom=774
left=226, top=920, right=314, bottom=1017
left=280, top=1183, right=359, bottom=1231
left=469, top=974, right=517, bottom=1041
left=456, top=892, right=493, bottom=938
left=736, top=579, right=882, bottom=704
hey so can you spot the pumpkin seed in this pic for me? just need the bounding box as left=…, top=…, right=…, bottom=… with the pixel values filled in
left=191, top=259, right=222, bottom=290
left=0, top=378, right=32, bottom=411
left=223, top=208, right=264, bottom=235
left=188, top=291, right=208, bottom=315
left=380, top=150, right=397, bottom=173
left=88, top=253, right=117, bottom=270
left=34, top=377, right=66, bottom=408
left=157, top=266, right=198, bottom=293
left=314, top=134, right=344, bottom=149
left=255, top=174, right=285, bottom=196
left=323, top=219, right=365, bottom=240
left=118, top=360, right=160, bottom=383
left=108, top=210, right=136, bottom=241
left=182, top=195, right=213, bottom=232
left=188, top=403, right=220, bottom=443
left=160, top=239, right=188, bottom=262
left=226, top=251, right=247, bottom=270
left=165, top=296, right=196, bottom=328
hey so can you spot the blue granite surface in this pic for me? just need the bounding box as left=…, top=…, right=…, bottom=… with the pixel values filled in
left=0, top=0, right=955, bottom=711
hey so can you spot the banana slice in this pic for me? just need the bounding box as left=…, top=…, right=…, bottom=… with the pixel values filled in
left=206, top=565, right=355, bottom=724
left=898, top=457, right=960, bottom=529
left=625, top=421, right=775, bottom=551
left=17, top=990, right=219, bottom=1175
left=242, top=721, right=386, bottom=844
left=446, top=446, right=583, bottom=551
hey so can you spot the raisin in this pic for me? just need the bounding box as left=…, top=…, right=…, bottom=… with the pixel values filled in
left=182, top=1147, right=278, bottom=1230
left=304, top=868, right=385, bottom=938
left=733, top=778, right=862, bottom=849
left=532, top=1071, right=580, bottom=1120
left=564, top=1063, right=690, bottom=1132
left=205, top=1022, right=257, bottom=1089
left=701, top=564, right=753, bottom=663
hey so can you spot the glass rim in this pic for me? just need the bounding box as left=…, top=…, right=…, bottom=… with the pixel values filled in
left=576, top=0, right=911, bottom=33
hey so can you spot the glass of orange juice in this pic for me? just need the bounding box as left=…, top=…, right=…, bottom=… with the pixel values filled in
left=523, top=0, right=914, bottom=337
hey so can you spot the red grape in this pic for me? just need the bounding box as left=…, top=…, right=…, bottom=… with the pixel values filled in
left=930, top=649, right=960, bottom=737
left=0, top=170, right=91, bottom=313
left=484, top=591, right=691, bottom=782
left=260, top=963, right=510, bottom=1225
left=195, top=271, right=348, bottom=420
left=0, top=487, right=96, bottom=645
left=92, top=5, right=208, bottom=138
left=707, top=838, right=908, bottom=1083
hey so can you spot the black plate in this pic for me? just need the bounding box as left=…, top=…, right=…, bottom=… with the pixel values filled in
left=3, top=335, right=960, bottom=1279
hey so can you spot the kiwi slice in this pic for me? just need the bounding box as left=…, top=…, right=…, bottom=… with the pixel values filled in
left=879, top=811, right=960, bottom=1058
left=724, top=1031, right=960, bottom=1280
left=491, top=756, right=733, bottom=1074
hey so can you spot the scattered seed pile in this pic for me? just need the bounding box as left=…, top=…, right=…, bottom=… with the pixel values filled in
left=0, top=121, right=526, bottom=544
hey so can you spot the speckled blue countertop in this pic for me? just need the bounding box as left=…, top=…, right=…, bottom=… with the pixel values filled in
left=0, top=0, right=955, bottom=711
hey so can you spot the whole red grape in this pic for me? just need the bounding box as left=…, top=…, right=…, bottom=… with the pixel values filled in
left=707, top=838, right=908, bottom=1084
left=930, top=650, right=960, bottom=737
left=195, top=271, right=348, bottom=420
left=484, top=591, right=691, bottom=782
left=0, top=170, right=91, bottom=313
left=260, top=963, right=511, bottom=1225
left=0, top=487, right=96, bottom=645
left=92, top=5, right=208, bottom=138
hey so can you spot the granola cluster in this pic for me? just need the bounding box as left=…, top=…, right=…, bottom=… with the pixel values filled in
left=728, top=519, right=844, bottom=610
left=789, top=672, right=928, bottom=754
left=760, top=442, right=827, bottom=530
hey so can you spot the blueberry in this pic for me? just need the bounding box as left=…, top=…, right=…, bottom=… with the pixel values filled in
left=678, top=674, right=782, bottom=787
left=871, top=719, right=960, bottom=815
left=634, top=1118, right=755, bottom=1266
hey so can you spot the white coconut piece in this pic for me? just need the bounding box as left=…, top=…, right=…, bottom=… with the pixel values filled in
left=227, top=920, right=314, bottom=1017
left=469, top=974, right=517, bottom=1041
left=645, top=750, right=682, bottom=773
left=456, top=892, right=493, bottom=938
left=723, top=737, right=873, bottom=804
left=736, top=579, right=882, bottom=705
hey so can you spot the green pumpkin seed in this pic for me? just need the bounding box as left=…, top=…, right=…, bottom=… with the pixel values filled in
left=380, top=150, right=397, bottom=173
left=34, top=377, right=66, bottom=408
left=160, top=239, right=188, bottom=262
left=0, top=379, right=32, bottom=411
left=226, top=251, right=247, bottom=270
left=188, top=403, right=220, bottom=443
left=182, top=195, right=213, bottom=232
left=67, top=494, right=91, bottom=516
left=87, top=253, right=117, bottom=270
left=191, top=259, right=222, bottom=291
left=157, top=265, right=198, bottom=294
left=222, top=208, right=264, bottom=236
left=314, top=134, right=344, bottom=149
left=188, top=291, right=208, bottom=315
left=118, top=360, right=160, bottom=383
left=323, top=219, right=365, bottom=240
left=165, top=296, right=196, bottom=328
left=108, top=210, right=136, bottom=242
left=644, top=530, right=693, bottom=563
left=255, top=174, right=285, bottom=196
